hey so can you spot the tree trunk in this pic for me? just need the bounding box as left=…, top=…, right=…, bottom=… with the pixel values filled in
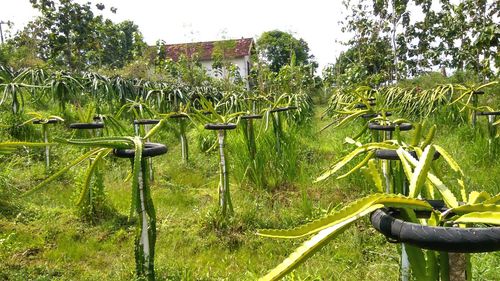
left=65, top=30, right=73, bottom=71
left=391, top=1, right=399, bottom=82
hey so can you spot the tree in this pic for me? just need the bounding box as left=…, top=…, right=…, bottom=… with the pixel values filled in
left=323, top=36, right=392, bottom=87
left=28, top=0, right=98, bottom=70
left=332, top=0, right=396, bottom=86
left=256, top=30, right=317, bottom=72
left=340, top=0, right=499, bottom=80
left=9, top=0, right=145, bottom=71
left=93, top=19, right=146, bottom=69
left=340, top=0, right=414, bottom=81
left=407, top=0, right=499, bottom=79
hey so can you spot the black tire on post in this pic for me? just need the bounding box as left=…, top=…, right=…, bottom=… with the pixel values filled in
left=134, top=119, right=161, bottom=125
left=33, top=118, right=61, bottom=124
left=354, top=102, right=376, bottom=109
left=169, top=113, right=189, bottom=119
left=269, top=106, right=297, bottom=113
left=113, top=143, right=167, bottom=159
left=370, top=208, right=500, bottom=253
left=368, top=122, right=413, bottom=132
left=476, top=111, right=500, bottom=116
left=361, top=112, right=392, bottom=119
left=204, top=123, right=237, bottom=130
left=241, top=114, right=263, bottom=120
left=374, top=149, right=441, bottom=161
left=69, top=122, right=105, bottom=129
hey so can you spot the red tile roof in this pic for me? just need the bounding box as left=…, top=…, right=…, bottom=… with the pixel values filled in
left=165, top=38, right=254, bottom=61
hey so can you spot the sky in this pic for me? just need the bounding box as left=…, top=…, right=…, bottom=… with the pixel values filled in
left=0, top=0, right=353, bottom=72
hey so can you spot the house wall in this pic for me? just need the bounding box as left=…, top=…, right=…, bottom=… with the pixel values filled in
left=200, top=56, right=250, bottom=88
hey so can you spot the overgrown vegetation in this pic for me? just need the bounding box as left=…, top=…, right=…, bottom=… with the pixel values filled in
left=0, top=0, right=499, bottom=280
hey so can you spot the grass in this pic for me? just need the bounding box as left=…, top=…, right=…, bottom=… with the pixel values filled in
left=0, top=102, right=499, bottom=280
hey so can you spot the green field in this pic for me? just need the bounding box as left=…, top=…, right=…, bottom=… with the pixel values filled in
left=1, top=1, right=499, bottom=278
left=1, top=102, right=499, bottom=280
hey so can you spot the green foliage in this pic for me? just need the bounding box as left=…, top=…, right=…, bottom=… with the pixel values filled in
left=261, top=145, right=499, bottom=280
left=258, top=194, right=434, bottom=281
left=8, top=0, right=146, bottom=71
left=0, top=100, right=499, bottom=280
left=257, top=30, right=317, bottom=73
left=324, top=81, right=498, bottom=123
left=75, top=149, right=110, bottom=223
left=261, top=85, right=499, bottom=280
left=323, top=34, right=392, bottom=87
left=338, top=0, right=499, bottom=81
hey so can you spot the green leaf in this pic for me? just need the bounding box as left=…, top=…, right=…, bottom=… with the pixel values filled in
left=337, top=151, right=374, bottom=179
left=399, top=149, right=459, bottom=208
left=61, top=136, right=134, bottom=149
left=450, top=204, right=500, bottom=215
left=484, top=194, right=500, bottom=204
left=315, top=143, right=397, bottom=182
left=24, top=148, right=104, bottom=197
left=468, top=191, right=491, bottom=204
left=433, top=145, right=463, bottom=176
left=396, top=148, right=414, bottom=183
left=320, top=109, right=369, bottom=132
left=408, top=145, right=436, bottom=198
left=76, top=149, right=110, bottom=206
left=0, top=141, right=54, bottom=154
left=411, top=123, right=422, bottom=146
left=259, top=204, right=384, bottom=281
left=420, top=125, right=436, bottom=148
left=257, top=194, right=432, bottom=239
left=475, top=81, right=498, bottom=91
left=129, top=136, right=144, bottom=220
left=454, top=212, right=500, bottom=225
left=143, top=118, right=168, bottom=140
left=367, top=159, right=384, bottom=192
left=344, top=137, right=362, bottom=147
left=405, top=244, right=429, bottom=281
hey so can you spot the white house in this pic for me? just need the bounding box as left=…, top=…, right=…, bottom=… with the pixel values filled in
left=164, top=38, right=254, bottom=87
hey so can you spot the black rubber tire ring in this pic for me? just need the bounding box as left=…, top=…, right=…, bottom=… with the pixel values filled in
left=241, top=114, right=263, bottom=120
left=69, top=122, right=105, bottom=129
left=368, top=122, right=413, bottom=131
left=361, top=112, right=392, bottom=119
left=476, top=111, right=500, bottom=116
left=354, top=102, right=376, bottom=109
left=169, top=113, right=189, bottom=119
left=374, top=149, right=440, bottom=161
left=270, top=106, right=298, bottom=113
left=33, top=118, right=61, bottom=124
left=204, top=123, right=237, bottom=130
left=113, top=142, right=167, bottom=159
left=370, top=208, right=500, bottom=253
left=134, top=119, right=161, bottom=125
